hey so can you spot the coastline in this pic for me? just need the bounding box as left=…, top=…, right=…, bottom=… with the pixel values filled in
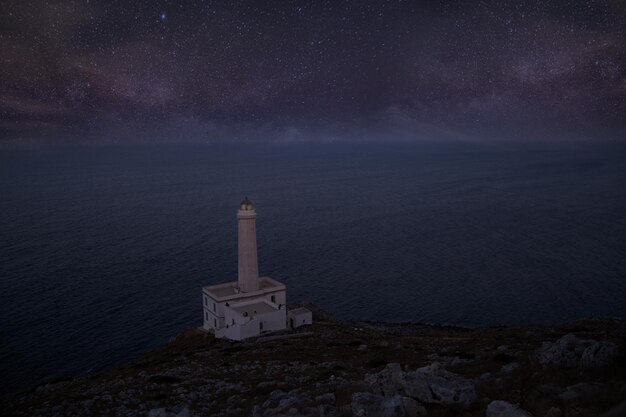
left=4, top=305, right=625, bottom=417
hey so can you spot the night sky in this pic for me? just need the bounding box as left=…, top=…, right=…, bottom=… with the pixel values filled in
left=1, top=0, right=625, bottom=144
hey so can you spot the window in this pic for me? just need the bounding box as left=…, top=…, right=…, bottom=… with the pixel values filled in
left=259, top=322, right=264, bottom=330
left=232, top=319, right=235, bottom=325
left=204, top=297, right=207, bottom=306
left=213, top=303, right=216, bottom=312
left=214, top=318, right=217, bottom=327
left=271, top=295, right=276, bottom=303
left=205, top=312, right=208, bottom=321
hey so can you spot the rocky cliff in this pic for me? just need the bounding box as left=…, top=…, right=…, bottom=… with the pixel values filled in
left=4, top=305, right=626, bottom=417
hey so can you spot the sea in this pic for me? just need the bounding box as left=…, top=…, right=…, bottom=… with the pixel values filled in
left=1, top=142, right=626, bottom=392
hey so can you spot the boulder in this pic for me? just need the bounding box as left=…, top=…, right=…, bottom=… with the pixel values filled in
left=486, top=400, right=535, bottom=417
left=148, top=409, right=168, bottom=417
left=404, top=363, right=476, bottom=407
left=601, top=400, right=626, bottom=417
left=366, top=363, right=404, bottom=396
left=544, top=407, right=563, bottom=417
left=534, top=334, right=618, bottom=368
left=534, top=334, right=582, bottom=368
left=315, top=393, right=336, bottom=403
left=501, top=362, right=520, bottom=374
left=351, top=392, right=406, bottom=417
left=366, top=362, right=476, bottom=408
left=558, top=382, right=603, bottom=402
left=256, top=389, right=313, bottom=416
left=147, top=409, right=190, bottom=417
left=580, top=341, right=618, bottom=368
left=401, top=397, right=427, bottom=416
left=475, top=372, right=496, bottom=386
left=301, top=405, right=340, bottom=417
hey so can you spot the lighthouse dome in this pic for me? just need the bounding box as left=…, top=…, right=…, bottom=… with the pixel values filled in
left=240, top=197, right=253, bottom=211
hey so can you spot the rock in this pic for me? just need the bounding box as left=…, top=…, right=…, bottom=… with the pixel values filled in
left=558, top=389, right=578, bottom=402
left=534, top=334, right=618, bottom=368
left=486, top=400, right=535, bottom=417
left=406, top=363, right=476, bottom=407
left=301, top=405, right=330, bottom=417
left=148, top=409, right=168, bottom=417
left=257, top=389, right=313, bottom=416
left=535, top=384, right=562, bottom=395
left=580, top=341, right=618, bottom=368
left=366, top=363, right=404, bottom=396
left=544, top=407, right=562, bottom=417
left=257, top=381, right=278, bottom=388
left=534, top=334, right=582, bottom=368
left=315, top=393, right=335, bottom=402
left=451, top=356, right=472, bottom=366
left=279, top=394, right=302, bottom=410
left=401, top=397, right=426, bottom=417
left=351, top=392, right=405, bottom=417
left=366, top=362, right=476, bottom=408
left=475, top=372, right=495, bottom=386
left=601, top=400, right=626, bottom=417
left=501, top=362, right=520, bottom=374
left=263, top=390, right=287, bottom=408
left=227, top=395, right=242, bottom=406
left=558, top=382, right=603, bottom=402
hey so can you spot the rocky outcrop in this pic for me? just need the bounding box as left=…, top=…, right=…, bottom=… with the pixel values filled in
left=366, top=362, right=476, bottom=408
left=534, top=334, right=618, bottom=368
left=4, top=314, right=625, bottom=417
left=558, top=382, right=603, bottom=402
left=580, top=340, right=619, bottom=367
left=486, top=401, right=534, bottom=417
left=350, top=392, right=427, bottom=417
left=351, top=393, right=405, bottom=417
left=601, top=400, right=626, bottom=417
left=148, top=408, right=190, bottom=417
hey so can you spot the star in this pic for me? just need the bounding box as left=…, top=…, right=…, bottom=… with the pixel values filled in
left=0, top=0, right=623, bottom=143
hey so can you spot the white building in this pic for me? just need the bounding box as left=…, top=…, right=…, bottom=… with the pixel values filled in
left=202, top=198, right=288, bottom=340
left=288, top=307, right=313, bottom=329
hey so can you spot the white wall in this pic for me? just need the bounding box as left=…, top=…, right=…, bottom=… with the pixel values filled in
left=203, top=293, right=231, bottom=330
left=258, top=307, right=287, bottom=333
left=217, top=318, right=261, bottom=340
left=288, top=310, right=313, bottom=328
left=204, top=289, right=288, bottom=339
left=265, top=289, right=286, bottom=306
left=216, top=304, right=286, bottom=340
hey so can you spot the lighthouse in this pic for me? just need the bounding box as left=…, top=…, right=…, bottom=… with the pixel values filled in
left=237, top=197, right=259, bottom=292
left=201, top=198, right=295, bottom=340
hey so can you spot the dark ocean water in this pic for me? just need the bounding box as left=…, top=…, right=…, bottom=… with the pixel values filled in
left=1, top=142, right=626, bottom=392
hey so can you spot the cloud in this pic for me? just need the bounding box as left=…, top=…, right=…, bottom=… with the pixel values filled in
left=0, top=95, right=67, bottom=115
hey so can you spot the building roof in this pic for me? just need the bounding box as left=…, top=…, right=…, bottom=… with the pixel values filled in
left=230, top=300, right=277, bottom=316
left=203, top=276, right=285, bottom=301
left=288, top=307, right=312, bottom=316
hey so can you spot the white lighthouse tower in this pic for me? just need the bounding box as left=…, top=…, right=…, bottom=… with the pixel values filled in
left=201, top=198, right=288, bottom=340
left=237, top=197, right=259, bottom=293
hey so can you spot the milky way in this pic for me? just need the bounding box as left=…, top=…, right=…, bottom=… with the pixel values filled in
left=1, top=0, right=625, bottom=143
